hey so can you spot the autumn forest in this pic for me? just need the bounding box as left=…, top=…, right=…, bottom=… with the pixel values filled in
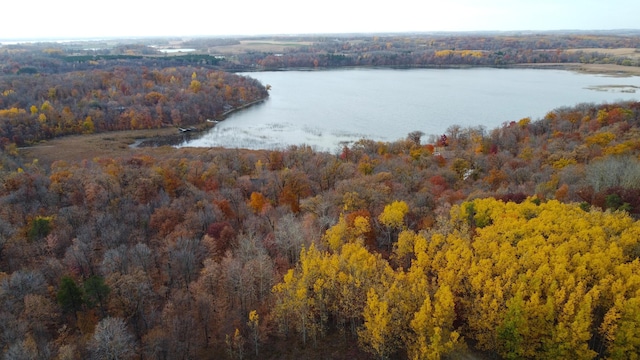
left=1, top=33, right=640, bottom=359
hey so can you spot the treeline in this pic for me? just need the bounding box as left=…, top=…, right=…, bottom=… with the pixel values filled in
left=232, top=33, right=640, bottom=69
left=1, top=100, right=640, bottom=358
left=2, top=33, right=640, bottom=76
left=0, top=66, right=268, bottom=146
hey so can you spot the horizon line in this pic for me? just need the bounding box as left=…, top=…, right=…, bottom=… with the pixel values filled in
left=2, top=29, right=640, bottom=43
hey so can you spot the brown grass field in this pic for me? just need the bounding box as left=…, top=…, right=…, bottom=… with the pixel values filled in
left=18, top=126, right=267, bottom=168
left=210, top=40, right=314, bottom=54
left=18, top=127, right=187, bottom=166
left=567, top=48, right=640, bottom=58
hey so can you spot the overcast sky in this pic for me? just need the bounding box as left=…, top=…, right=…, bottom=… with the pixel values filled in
left=3, top=0, right=639, bottom=40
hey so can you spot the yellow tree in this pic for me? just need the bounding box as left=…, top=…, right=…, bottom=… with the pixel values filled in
left=604, top=295, right=640, bottom=359
left=272, top=244, right=328, bottom=346
left=323, top=213, right=371, bottom=252
left=359, top=288, right=394, bottom=360
left=409, top=285, right=460, bottom=360
left=378, top=200, right=409, bottom=249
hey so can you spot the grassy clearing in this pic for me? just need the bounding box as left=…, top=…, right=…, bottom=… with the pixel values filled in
left=211, top=40, right=313, bottom=54
left=567, top=48, right=640, bottom=58
left=18, top=127, right=180, bottom=165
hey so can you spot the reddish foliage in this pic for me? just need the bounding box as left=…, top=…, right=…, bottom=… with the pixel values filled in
left=149, top=206, right=184, bottom=238
left=215, top=199, right=235, bottom=220
left=434, top=155, right=447, bottom=167
left=205, top=221, right=237, bottom=257
left=489, top=143, right=499, bottom=154
left=495, top=192, right=528, bottom=204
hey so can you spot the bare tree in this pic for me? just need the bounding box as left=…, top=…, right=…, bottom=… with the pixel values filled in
left=89, top=317, right=136, bottom=360
left=127, top=243, right=154, bottom=274
left=407, top=130, right=424, bottom=146
left=274, top=214, right=309, bottom=264
left=586, top=155, right=640, bottom=192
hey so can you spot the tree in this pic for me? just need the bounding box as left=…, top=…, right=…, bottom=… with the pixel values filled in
left=84, top=275, right=111, bottom=316
left=378, top=201, right=409, bottom=230
left=409, top=285, right=460, bottom=360
left=27, top=215, right=52, bottom=241
left=497, top=293, right=526, bottom=360
left=248, top=191, right=268, bottom=214
left=225, top=328, right=246, bottom=360
left=604, top=296, right=640, bottom=359
left=378, top=200, right=409, bottom=249
left=56, top=276, right=83, bottom=315
left=89, top=317, right=136, bottom=360
left=359, top=288, right=394, bottom=360
left=407, top=131, right=425, bottom=146
left=106, top=270, right=154, bottom=339
left=248, top=310, right=260, bottom=357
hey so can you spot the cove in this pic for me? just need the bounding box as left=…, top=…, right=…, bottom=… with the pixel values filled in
left=180, top=68, right=640, bottom=152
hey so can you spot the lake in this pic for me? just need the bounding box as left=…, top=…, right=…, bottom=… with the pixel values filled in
left=180, top=68, right=640, bottom=152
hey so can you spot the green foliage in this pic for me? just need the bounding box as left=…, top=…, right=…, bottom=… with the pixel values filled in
left=62, top=54, right=143, bottom=62
left=497, top=294, right=526, bottom=360
left=83, top=275, right=110, bottom=311
left=27, top=216, right=52, bottom=241
left=56, top=276, right=84, bottom=314
left=17, top=67, right=38, bottom=75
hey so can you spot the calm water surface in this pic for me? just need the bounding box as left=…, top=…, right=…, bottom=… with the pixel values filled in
left=181, top=68, right=640, bottom=152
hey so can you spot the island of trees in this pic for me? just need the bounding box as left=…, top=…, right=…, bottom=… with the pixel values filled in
left=1, top=32, right=640, bottom=359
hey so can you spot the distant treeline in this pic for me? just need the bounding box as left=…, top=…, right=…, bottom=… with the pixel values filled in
left=234, top=34, right=640, bottom=69
left=2, top=33, right=639, bottom=74
left=62, top=54, right=222, bottom=66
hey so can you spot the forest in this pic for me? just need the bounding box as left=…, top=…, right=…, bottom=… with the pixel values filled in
left=0, top=65, right=268, bottom=147
left=3, top=32, right=640, bottom=74
left=1, top=33, right=640, bottom=359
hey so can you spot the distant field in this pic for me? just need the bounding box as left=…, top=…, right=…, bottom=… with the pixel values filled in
left=211, top=40, right=314, bottom=54
left=567, top=47, right=640, bottom=58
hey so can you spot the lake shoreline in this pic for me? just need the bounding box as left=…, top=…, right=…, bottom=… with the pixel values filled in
left=132, top=97, right=269, bottom=147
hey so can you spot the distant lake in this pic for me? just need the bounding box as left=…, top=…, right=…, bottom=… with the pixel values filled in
left=180, top=68, right=640, bottom=152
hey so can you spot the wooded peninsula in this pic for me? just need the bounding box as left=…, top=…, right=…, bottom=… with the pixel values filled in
left=1, top=32, right=640, bottom=359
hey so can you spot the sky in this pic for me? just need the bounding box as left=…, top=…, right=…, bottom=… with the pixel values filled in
left=3, top=0, right=639, bottom=40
